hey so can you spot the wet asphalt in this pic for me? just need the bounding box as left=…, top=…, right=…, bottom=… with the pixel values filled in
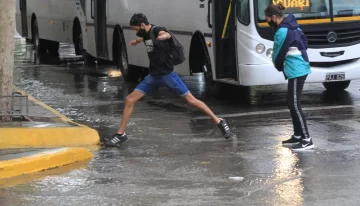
left=1, top=38, right=360, bottom=206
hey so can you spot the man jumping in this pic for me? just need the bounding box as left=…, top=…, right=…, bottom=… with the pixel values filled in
left=104, top=13, right=231, bottom=147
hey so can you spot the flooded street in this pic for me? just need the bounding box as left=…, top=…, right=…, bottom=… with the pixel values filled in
left=2, top=39, right=360, bottom=205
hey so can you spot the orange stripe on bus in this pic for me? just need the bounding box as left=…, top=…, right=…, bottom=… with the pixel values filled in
left=258, top=19, right=331, bottom=27
left=334, top=16, right=360, bottom=22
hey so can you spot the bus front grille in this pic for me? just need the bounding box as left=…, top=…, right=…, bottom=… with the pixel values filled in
left=310, top=58, right=358, bottom=67
left=304, top=28, right=360, bottom=48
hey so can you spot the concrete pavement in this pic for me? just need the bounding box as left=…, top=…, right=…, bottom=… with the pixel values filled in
left=0, top=86, right=99, bottom=148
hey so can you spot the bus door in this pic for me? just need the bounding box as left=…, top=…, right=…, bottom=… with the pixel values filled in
left=20, top=0, right=28, bottom=37
left=93, top=0, right=109, bottom=58
left=211, top=0, right=238, bottom=81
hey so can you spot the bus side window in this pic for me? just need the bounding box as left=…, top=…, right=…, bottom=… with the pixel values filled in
left=91, top=0, right=94, bottom=19
left=236, top=0, right=250, bottom=25
left=80, top=0, right=85, bottom=14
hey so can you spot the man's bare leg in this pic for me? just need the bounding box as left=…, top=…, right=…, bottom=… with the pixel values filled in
left=182, top=92, right=231, bottom=138
left=183, top=92, right=220, bottom=124
left=117, top=90, right=145, bottom=134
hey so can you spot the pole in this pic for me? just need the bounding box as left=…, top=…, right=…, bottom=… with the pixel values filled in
left=0, top=0, right=15, bottom=122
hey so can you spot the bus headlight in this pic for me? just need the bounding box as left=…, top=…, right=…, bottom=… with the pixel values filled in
left=256, top=44, right=265, bottom=54
left=266, top=48, right=273, bottom=58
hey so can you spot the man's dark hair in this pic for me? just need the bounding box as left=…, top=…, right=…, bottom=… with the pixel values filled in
left=130, top=13, right=150, bottom=26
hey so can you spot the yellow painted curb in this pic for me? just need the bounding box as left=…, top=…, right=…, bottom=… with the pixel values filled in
left=0, top=86, right=100, bottom=148
left=0, top=127, right=99, bottom=148
left=0, top=147, right=93, bottom=179
left=0, top=160, right=89, bottom=187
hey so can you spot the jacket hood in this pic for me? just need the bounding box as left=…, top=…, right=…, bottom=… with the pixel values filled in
left=278, top=14, right=299, bottom=30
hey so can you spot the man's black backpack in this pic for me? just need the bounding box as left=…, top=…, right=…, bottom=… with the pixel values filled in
left=150, top=26, right=185, bottom=66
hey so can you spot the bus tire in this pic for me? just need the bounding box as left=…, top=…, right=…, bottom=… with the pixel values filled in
left=189, top=31, right=210, bottom=74
left=84, top=53, right=96, bottom=65
left=202, top=65, right=225, bottom=99
left=73, top=19, right=84, bottom=56
left=32, top=19, right=47, bottom=54
left=47, top=40, right=59, bottom=56
left=323, top=80, right=351, bottom=91
left=73, top=21, right=95, bottom=64
left=113, top=28, right=139, bottom=82
left=189, top=32, right=220, bottom=97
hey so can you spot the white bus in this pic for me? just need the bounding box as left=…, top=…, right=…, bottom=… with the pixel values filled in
left=16, top=0, right=360, bottom=93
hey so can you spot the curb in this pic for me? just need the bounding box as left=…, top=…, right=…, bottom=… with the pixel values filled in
left=0, top=160, right=88, bottom=187
left=0, top=86, right=100, bottom=148
left=0, top=147, right=93, bottom=179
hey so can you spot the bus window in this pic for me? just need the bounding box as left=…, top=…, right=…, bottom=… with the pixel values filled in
left=333, top=0, right=360, bottom=17
left=257, top=0, right=330, bottom=24
left=237, top=0, right=250, bottom=25
left=80, top=0, right=85, bottom=14
left=91, top=0, right=94, bottom=19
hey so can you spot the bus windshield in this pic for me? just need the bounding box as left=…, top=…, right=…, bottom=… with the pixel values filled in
left=333, top=0, right=360, bottom=17
left=257, top=0, right=360, bottom=24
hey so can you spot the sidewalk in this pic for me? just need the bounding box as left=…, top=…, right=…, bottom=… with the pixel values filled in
left=0, top=86, right=100, bottom=148
left=0, top=86, right=100, bottom=181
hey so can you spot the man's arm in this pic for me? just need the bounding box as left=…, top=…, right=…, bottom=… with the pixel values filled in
left=136, top=37, right=144, bottom=43
left=130, top=37, right=144, bottom=46
left=157, top=31, right=171, bottom=41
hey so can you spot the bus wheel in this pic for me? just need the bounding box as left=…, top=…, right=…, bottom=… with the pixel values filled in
left=116, top=37, right=129, bottom=78
left=114, top=30, right=139, bottom=82
left=32, top=19, right=47, bottom=54
left=74, top=23, right=84, bottom=56
left=85, top=53, right=97, bottom=65
left=47, top=40, right=59, bottom=56
left=74, top=24, right=95, bottom=64
left=323, top=81, right=351, bottom=91
left=204, top=65, right=213, bottom=89
left=204, top=65, right=221, bottom=98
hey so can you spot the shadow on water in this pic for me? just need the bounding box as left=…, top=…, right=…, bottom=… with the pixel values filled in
left=212, top=83, right=356, bottom=108
left=320, top=90, right=353, bottom=105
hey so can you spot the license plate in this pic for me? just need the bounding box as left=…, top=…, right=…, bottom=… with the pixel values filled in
left=325, top=72, right=345, bottom=82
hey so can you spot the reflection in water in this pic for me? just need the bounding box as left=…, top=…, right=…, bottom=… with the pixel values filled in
left=14, top=38, right=33, bottom=64
left=0, top=161, right=91, bottom=206
left=321, top=90, right=353, bottom=105
left=273, top=144, right=303, bottom=205
left=73, top=72, right=85, bottom=89
left=0, top=160, right=90, bottom=188
left=107, top=70, right=122, bottom=77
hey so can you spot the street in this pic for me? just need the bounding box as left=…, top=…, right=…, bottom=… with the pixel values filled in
left=2, top=38, right=360, bottom=205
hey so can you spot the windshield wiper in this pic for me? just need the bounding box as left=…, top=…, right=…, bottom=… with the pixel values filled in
left=337, top=9, right=354, bottom=16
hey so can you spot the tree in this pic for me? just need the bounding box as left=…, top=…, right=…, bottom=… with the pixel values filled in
left=0, top=0, right=15, bottom=122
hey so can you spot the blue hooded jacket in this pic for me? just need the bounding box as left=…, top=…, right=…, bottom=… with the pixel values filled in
left=272, top=14, right=311, bottom=79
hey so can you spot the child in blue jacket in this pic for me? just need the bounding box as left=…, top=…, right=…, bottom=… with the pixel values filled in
left=265, top=3, right=314, bottom=151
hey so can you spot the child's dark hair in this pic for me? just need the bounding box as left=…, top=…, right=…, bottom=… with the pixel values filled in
left=265, top=3, right=285, bottom=17
left=130, top=13, right=150, bottom=26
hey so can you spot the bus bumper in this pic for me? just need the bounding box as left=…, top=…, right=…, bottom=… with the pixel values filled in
left=239, top=58, right=360, bottom=86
